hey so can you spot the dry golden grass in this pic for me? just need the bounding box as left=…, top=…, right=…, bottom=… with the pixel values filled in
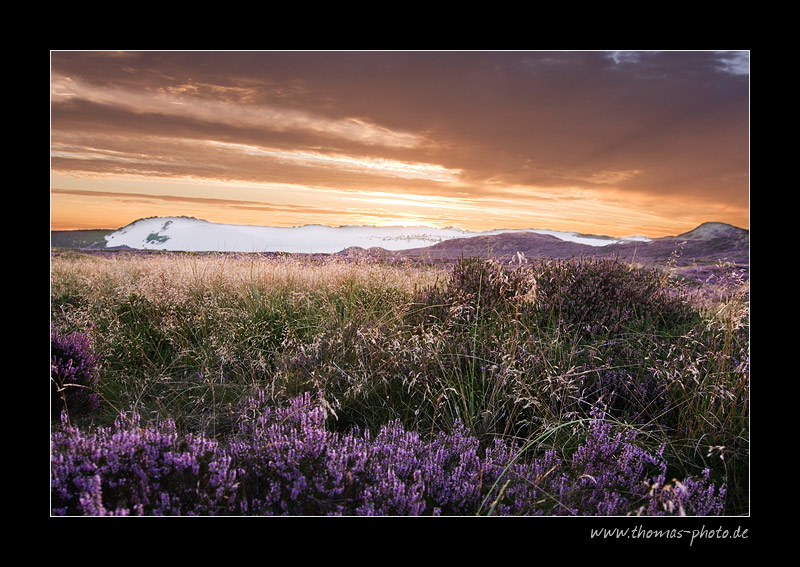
left=51, top=252, right=448, bottom=304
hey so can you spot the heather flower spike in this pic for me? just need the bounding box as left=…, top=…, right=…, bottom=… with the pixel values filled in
left=51, top=392, right=726, bottom=516
left=51, top=325, right=101, bottom=419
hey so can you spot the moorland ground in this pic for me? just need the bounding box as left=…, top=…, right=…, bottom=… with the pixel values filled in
left=50, top=250, right=749, bottom=516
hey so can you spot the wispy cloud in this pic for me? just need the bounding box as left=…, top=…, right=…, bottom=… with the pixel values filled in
left=51, top=74, right=423, bottom=149
left=51, top=186, right=341, bottom=216
left=714, top=51, right=750, bottom=75
left=196, top=140, right=461, bottom=182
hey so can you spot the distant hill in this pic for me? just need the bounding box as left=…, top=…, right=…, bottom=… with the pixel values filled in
left=674, top=222, right=749, bottom=241
left=50, top=229, right=114, bottom=249
left=50, top=217, right=748, bottom=280
left=397, top=221, right=748, bottom=266
left=388, top=221, right=750, bottom=284
left=397, top=232, right=593, bottom=260
left=603, top=222, right=749, bottom=268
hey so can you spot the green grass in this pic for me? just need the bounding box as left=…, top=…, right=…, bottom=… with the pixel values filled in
left=50, top=251, right=750, bottom=515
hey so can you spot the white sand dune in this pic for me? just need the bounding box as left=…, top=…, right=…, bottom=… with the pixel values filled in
left=104, top=217, right=651, bottom=253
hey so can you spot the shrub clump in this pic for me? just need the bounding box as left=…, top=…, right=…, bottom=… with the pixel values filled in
left=51, top=325, right=101, bottom=419
left=555, top=416, right=726, bottom=516
left=50, top=413, right=239, bottom=516
left=410, top=257, right=696, bottom=341
left=51, top=393, right=725, bottom=516
left=411, top=257, right=535, bottom=327
left=531, top=258, right=698, bottom=338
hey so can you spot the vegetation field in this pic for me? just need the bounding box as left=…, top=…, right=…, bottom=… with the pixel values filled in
left=50, top=250, right=749, bottom=516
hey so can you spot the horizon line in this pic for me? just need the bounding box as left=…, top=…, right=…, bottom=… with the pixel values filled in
left=50, top=214, right=749, bottom=238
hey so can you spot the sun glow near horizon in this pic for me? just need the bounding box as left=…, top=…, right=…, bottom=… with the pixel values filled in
left=50, top=173, right=747, bottom=237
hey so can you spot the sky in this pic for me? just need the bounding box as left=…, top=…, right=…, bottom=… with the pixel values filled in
left=50, top=50, right=749, bottom=237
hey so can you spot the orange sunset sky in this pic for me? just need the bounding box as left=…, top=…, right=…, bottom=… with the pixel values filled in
left=50, top=50, right=749, bottom=238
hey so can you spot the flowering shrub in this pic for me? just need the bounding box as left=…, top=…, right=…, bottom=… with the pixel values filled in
left=51, top=325, right=101, bottom=419
left=555, top=417, right=726, bottom=516
left=228, top=391, right=494, bottom=515
left=50, top=413, right=239, bottom=515
left=51, top=393, right=725, bottom=516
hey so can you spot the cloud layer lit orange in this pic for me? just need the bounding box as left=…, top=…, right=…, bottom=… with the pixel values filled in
left=50, top=51, right=749, bottom=237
